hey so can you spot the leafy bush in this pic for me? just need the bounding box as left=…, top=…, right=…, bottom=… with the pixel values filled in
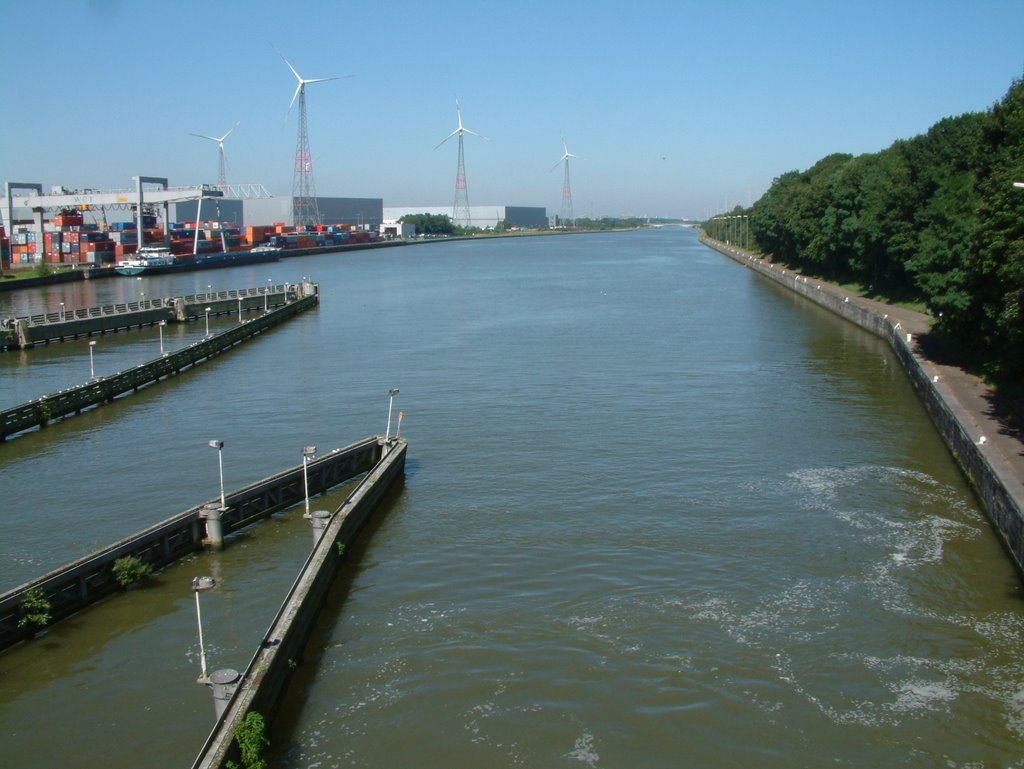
left=231, top=711, right=270, bottom=769
left=112, top=555, right=154, bottom=587
left=18, top=588, right=51, bottom=629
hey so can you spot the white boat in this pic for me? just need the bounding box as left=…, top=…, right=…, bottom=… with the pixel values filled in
left=115, top=245, right=176, bottom=276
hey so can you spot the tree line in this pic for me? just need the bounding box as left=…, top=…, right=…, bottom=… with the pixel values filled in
left=707, top=79, right=1024, bottom=388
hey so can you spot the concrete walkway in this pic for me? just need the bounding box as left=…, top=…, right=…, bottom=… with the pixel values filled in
left=809, top=275, right=1024, bottom=487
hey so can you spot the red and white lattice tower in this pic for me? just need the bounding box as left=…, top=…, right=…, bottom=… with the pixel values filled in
left=291, top=86, right=320, bottom=227
left=281, top=55, right=341, bottom=227
left=553, top=137, right=580, bottom=227
left=436, top=99, right=486, bottom=229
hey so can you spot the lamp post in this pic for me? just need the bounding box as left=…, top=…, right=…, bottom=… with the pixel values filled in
left=385, top=388, right=400, bottom=440
left=60, top=301, right=65, bottom=322
left=208, top=439, right=225, bottom=509
left=204, top=307, right=211, bottom=336
left=237, top=296, right=242, bottom=322
left=88, top=340, right=96, bottom=379
left=207, top=284, right=212, bottom=300
left=159, top=320, right=166, bottom=355
left=191, top=575, right=216, bottom=683
left=302, top=446, right=317, bottom=518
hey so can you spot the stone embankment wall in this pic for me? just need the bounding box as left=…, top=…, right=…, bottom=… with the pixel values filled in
left=702, top=236, right=1024, bottom=574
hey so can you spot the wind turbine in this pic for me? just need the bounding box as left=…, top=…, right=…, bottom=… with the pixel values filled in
left=551, top=136, right=582, bottom=227
left=280, top=53, right=344, bottom=227
left=190, top=123, right=239, bottom=193
left=435, top=98, right=486, bottom=229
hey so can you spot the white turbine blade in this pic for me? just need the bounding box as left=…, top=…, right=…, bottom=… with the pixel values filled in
left=550, top=157, right=564, bottom=172
left=304, top=76, right=343, bottom=85
left=434, top=129, right=459, bottom=150
left=286, top=82, right=303, bottom=117
left=461, top=126, right=487, bottom=140
left=190, top=132, right=219, bottom=143
left=220, top=122, right=239, bottom=142
left=280, top=53, right=303, bottom=83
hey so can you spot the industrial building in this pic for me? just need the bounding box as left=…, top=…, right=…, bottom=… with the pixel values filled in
left=175, top=196, right=383, bottom=229
left=383, top=205, right=547, bottom=230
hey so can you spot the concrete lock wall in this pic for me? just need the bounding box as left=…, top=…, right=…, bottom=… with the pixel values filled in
left=702, top=236, right=1024, bottom=574
left=0, top=436, right=382, bottom=651
left=192, top=438, right=407, bottom=769
left=0, top=291, right=318, bottom=441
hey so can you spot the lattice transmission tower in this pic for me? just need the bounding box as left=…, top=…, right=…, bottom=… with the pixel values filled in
left=552, top=137, right=580, bottom=227
left=436, top=98, right=486, bottom=229
left=281, top=54, right=341, bottom=227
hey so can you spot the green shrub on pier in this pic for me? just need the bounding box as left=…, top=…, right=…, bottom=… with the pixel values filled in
left=112, top=555, right=154, bottom=587
left=18, top=588, right=51, bottom=630
left=228, top=711, right=270, bottom=769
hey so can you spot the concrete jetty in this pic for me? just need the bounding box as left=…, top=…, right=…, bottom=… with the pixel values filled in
left=2, top=283, right=301, bottom=350
left=0, top=282, right=318, bottom=441
left=0, top=435, right=397, bottom=651
left=191, top=437, right=407, bottom=769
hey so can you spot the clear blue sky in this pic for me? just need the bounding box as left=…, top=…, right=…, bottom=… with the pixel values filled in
left=1, top=0, right=1022, bottom=220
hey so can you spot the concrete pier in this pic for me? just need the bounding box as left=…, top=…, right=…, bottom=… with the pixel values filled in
left=0, top=435, right=386, bottom=652
left=2, top=284, right=299, bottom=350
left=191, top=437, right=407, bottom=769
left=0, top=284, right=318, bottom=441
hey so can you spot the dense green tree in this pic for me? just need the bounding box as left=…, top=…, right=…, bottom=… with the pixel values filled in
left=711, top=78, right=1024, bottom=387
left=398, top=213, right=455, bottom=235
left=966, top=79, right=1024, bottom=380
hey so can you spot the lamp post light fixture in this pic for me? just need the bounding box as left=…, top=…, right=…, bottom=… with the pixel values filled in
left=88, top=340, right=97, bottom=379
left=302, top=446, right=317, bottom=518
left=385, top=388, right=400, bottom=440
left=208, top=439, right=226, bottom=509
left=191, top=575, right=216, bottom=683
left=204, top=307, right=211, bottom=336
left=159, top=320, right=167, bottom=355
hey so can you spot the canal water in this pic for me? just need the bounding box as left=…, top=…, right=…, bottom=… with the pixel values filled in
left=1, top=228, right=1022, bottom=768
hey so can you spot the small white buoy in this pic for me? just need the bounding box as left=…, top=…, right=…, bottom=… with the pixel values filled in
left=932, top=375, right=939, bottom=383
left=979, top=436, right=988, bottom=445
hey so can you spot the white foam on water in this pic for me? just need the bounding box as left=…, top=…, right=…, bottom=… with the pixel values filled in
left=567, top=731, right=601, bottom=767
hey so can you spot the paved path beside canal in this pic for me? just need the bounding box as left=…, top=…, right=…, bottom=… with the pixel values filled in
left=818, top=277, right=1023, bottom=486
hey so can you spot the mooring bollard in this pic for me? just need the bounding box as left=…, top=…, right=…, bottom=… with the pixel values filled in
left=200, top=503, right=225, bottom=551
left=310, top=510, right=332, bottom=546
left=206, top=668, right=241, bottom=720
